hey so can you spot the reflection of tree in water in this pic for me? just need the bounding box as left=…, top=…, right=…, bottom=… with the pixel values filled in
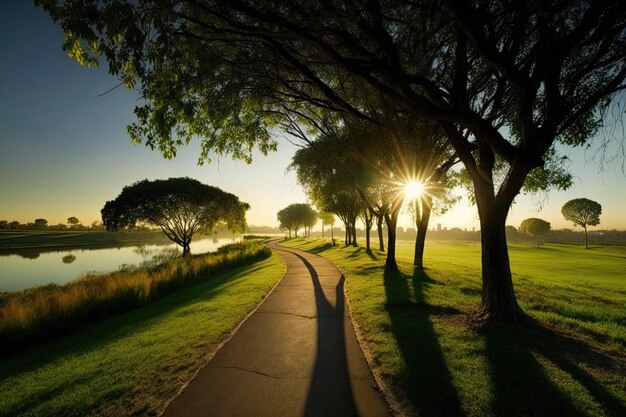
left=140, top=248, right=180, bottom=270
left=62, top=254, right=77, bottom=264
left=19, top=250, right=41, bottom=260
left=133, top=245, right=159, bottom=258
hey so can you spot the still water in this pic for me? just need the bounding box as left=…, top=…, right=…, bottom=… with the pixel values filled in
left=0, top=236, right=240, bottom=292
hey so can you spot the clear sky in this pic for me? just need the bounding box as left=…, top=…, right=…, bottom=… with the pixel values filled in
left=1, top=1, right=625, bottom=231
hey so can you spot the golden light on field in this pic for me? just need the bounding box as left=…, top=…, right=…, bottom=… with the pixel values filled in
left=404, top=180, right=424, bottom=200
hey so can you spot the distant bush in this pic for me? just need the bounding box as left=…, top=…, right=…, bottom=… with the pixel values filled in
left=0, top=240, right=271, bottom=354
left=243, top=234, right=274, bottom=240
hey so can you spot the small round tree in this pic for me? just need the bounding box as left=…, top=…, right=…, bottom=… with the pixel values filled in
left=101, top=177, right=249, bottom=256
left=277, top=203, right=317, bottom=238
left=561, top=198, right=602, bottom=249
left=67, top=217, right=81, bottom=228
left=519, top=218, right=551, bottom=248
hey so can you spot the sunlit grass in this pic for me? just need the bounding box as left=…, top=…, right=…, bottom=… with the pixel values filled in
left=281, top=238, right=626, bottom=417
left=0, top=252, right=285, bottom=417
left=0, top=240, right=272, bottom=353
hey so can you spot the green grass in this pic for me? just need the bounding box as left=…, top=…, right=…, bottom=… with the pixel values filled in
left=0, top=253, right=285, bottom=417
left=280, top=238, right=626, bottom=417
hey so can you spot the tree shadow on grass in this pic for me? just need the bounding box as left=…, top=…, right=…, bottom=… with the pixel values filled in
left=483, top=322, right=626, bottom=417
left=383, top=267, right=465, bottom=416
left=306, top=242, right=335, bottom=254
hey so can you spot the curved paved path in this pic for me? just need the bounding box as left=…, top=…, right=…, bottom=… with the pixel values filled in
left=161, top=239, right=391, bottom=417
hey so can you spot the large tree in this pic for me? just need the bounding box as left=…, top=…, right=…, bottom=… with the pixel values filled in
left=561, top=198, right=602, bottom=249
left=39, top=0, right=626, bottom=323
left=102, top=177, right=249, bottom=256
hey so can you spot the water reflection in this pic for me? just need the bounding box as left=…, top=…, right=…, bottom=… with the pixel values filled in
left=61, top=254, right=77, bottom=264
left=0, top=236, right=240, bottom=292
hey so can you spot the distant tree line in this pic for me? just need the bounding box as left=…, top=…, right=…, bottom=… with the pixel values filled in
left=0, top=218, right=106, bottom=231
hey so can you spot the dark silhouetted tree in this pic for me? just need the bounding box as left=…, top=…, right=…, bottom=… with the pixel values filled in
left=67, top=217, right=81, bottom=228
left=561, top=198, right=602, bottom=249
left=519, top=218, right=551, bottom=248
left=33, top=219, right=48, bottom=229
left=102, top=177, right=249, bottom=256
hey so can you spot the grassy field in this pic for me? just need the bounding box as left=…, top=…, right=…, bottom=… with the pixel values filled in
left=281, top=238, right=626, bottom=417
left=0, top=253, right=285, bottom=417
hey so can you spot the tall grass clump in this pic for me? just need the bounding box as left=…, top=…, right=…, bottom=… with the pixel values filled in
left=0, top=240, right=271, bottom=354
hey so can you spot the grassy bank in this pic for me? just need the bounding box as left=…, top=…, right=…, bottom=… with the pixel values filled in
left=0, top=240, right=271, bottom=354
left=281, top=238, right=626, bottom=417
left=0, top=251, right=284, bottom=417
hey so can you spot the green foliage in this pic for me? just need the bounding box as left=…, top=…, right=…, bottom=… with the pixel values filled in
left=562, top=198, right=602, bottom=229
left=0, top=240, right=271, bottom=354
left=519, top=218, right=551, bottom=238
left=102, top=177, right=249, bottom=254
left=276, top=203, right=317, bottom=237
left=520, top=218, right=551, bottom=247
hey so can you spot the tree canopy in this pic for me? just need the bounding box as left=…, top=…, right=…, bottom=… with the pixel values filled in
left=519, top=218, right=551, bottom=248
left=67, top=217, right=81, bottom=227
left=561, top=198, right=602, bottom=249
left=38, top=0, right=626, bottom=324
left=277, top=203, right=317, bottom=238
left=101, top=177, right=249, bottom=256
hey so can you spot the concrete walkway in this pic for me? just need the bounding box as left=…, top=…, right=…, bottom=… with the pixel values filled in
left=161, top=239, right=391, bottom=417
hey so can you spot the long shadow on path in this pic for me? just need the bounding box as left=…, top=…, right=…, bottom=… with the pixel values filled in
left=292, top=253, right=358, bottom=417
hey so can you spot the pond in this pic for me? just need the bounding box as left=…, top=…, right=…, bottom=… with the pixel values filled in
left=0, top=236, right=241, bottom=292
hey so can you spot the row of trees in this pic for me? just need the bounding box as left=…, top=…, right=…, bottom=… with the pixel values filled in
left=0, top=217, right=102, bottom=230
left=39, top=0, right=626, bottom=324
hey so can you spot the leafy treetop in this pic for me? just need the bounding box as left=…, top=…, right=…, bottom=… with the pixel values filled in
left=101, top=177, right=249, bottom=255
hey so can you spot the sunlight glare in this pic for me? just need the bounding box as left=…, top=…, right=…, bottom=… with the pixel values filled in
left=404, top=181, right=424, bottom=200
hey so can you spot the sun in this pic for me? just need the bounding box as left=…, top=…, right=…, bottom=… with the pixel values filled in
left=404, top=181, right=424, bottom=200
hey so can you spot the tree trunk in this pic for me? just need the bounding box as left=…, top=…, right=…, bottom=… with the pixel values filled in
left=584, top=225, right=588, bottom=249
left=413, top=195, right=432, bottom=269
left=377, top=216, right=384, bottom=252
left=384, top=209, right=399, bottom=271
left=474, top=183, right=527, bottom=324
left=351, top=219, right=358, bottom=247
left=182, top=242, right=191, bottom=257
left=365, top=218, right=372, bottom=253
left=322, top=221, right=325, bottom=238
left=344, top=225, right=349, bottom=246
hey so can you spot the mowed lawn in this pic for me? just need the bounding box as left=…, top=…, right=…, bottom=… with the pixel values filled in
left=281, top=238, right=626, bottom=417
left=0, top=254, right=285, bottom=417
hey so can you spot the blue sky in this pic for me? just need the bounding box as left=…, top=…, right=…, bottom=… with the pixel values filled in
left=1, top=1, right=625, bottom=231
